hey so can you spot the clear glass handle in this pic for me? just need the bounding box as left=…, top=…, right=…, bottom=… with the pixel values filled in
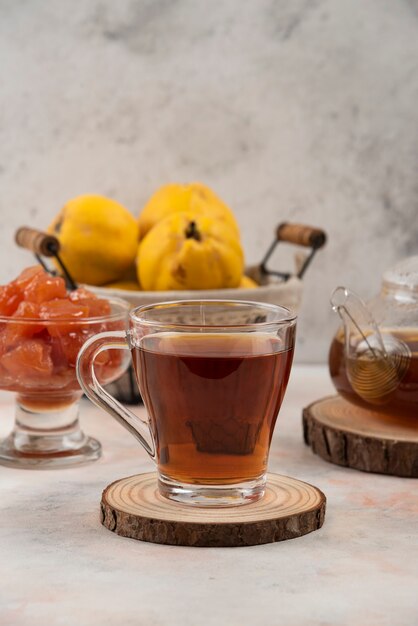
left=76, top=331, right=155, bottom=459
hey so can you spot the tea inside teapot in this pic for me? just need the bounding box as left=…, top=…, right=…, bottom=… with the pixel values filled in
left=329, top=256, right=418, bottom=419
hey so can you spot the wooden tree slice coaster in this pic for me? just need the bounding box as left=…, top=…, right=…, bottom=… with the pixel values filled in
left=100, top=472, right=326, bottom=547
left=303, top=395, right=418, bottom=477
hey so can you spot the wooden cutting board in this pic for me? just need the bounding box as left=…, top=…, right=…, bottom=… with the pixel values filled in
left=303, top=395, right=418, bottom=477
left=100, top=472, right=326, bottom=547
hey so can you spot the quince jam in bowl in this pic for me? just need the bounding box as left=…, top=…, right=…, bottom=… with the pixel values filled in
left=0, top=267, right=129, bottom=468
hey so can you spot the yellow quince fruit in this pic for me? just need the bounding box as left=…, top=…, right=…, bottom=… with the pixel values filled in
left=137, top=212, right=244, bottom=291
left=138, top=182, right=240, bottom=239
left=48, top=195, right=139, bottom=286
left=238, top=275, right=259, bottom=288
left=104, top=279, right=141, bottom=291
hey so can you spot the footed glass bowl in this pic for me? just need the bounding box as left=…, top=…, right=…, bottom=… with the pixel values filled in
left=0, top=298, right=129, bottom=468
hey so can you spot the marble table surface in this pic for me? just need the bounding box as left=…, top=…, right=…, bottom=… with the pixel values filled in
left=1, top=365, right=417, bottom=626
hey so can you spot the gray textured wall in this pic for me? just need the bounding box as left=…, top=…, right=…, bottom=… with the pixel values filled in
left=1, top=0, right=417, bottom=362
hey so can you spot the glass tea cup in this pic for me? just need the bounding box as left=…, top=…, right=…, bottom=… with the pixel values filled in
left=77, top=300, right=296, bottom=506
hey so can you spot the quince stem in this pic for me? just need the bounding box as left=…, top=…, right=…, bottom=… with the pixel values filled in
left=185, top=221, right=201, bottom=242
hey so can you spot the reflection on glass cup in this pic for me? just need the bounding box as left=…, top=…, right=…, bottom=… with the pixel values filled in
left=77, top=300, right=296, bottom=506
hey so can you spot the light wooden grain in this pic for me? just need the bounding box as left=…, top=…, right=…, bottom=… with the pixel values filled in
left=101, top=472, right=326, bottom=547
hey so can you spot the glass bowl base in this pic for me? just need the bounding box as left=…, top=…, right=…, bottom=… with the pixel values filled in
left=0, top=398, right=102, bottom=469
left=0, top=434, right=102, bottom=469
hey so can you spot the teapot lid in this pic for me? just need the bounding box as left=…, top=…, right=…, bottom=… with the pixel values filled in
left=383, top=255, right=418, bottom=292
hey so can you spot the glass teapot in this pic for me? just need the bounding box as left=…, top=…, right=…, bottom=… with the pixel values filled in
left=329, top=255, right=418, bottom=418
